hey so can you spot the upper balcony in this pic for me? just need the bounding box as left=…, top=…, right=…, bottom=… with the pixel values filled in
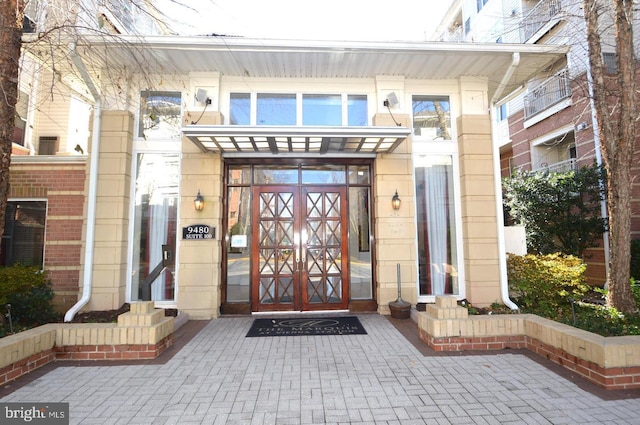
left=521, top=0, right=562, bottom=42
left=534, top=158, right=578, bottom=174
left=524, top=68, right=571, bottom=120
left=437, top=25, right=464, bottom=43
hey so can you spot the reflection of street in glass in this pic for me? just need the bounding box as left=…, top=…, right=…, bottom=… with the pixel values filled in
left=226, top=254, right=373, bottom=300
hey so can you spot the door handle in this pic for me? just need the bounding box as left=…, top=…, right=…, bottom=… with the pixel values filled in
left=300, top=228, right=307, bottom=271
left=293, top=231, right=301, bottom=272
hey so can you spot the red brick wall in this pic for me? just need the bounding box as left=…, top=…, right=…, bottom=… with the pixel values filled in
left=503, top=71, right=640, bottom=286
left=500, top=149, right=513, bottom=178
left=419, top=329, right=640, bottom=390
left=9, top=160, right=87, bottom=312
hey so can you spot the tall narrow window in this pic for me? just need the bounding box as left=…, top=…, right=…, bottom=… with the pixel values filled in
left=415, top=155, right=458, bottom=296
left=603, top=52, right=617, bottom=74
left=226, top=166, right=252, bottom=302
left=498, top=103, right=508, bottom=121
left=348, top=164, right=372, bottom=299
left=476, top=0, right=489, bottom=12
left=412, top=96, right=451, bottom=140
left=1, top=201, right=46, bottom=267
left=230, top=93, right=250, bottom=125
left=139, top=91, right=182, bottom=138
left=347, top=95, right=367, bottom=126
left=131, top=153, right=179, bottom=302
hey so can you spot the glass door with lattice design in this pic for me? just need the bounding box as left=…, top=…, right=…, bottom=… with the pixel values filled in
left=251, top=186, right=348, bottom=312
left=301, top=187, right=348, bottom=310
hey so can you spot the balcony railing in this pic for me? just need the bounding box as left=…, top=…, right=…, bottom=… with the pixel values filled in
left=535, top=158, right=578, bottom=174
left=521, top=0, right=562, bottom=41
left=439, top=26, right=464, bottom=43
left=524, top=69, right=571, bottom=119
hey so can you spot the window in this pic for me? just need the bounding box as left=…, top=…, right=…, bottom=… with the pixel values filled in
left=138, top=91, right=182, bottom=138
left=476, top=0, right=489, bottom=12
left=497, top=103, right=508, bottom=121
left=303, top=94, right=342, bottom=126
left=257, top=94, right=296, bottom=125
left=106, top=0, right=158, bottom=34
left=1, top=201, right=46, bottom=267
left=347, top=95, right=368, bottom=126
left=415, top=156, right=459, bottom=296
left=412, top=95, right=451, bottom=140
left=230, top=93, right=368, bottom=126
left=130, top=153, right=179, bottom=302
left=603, top=52, right=617, bottom=74
left=230, top=93, right=250, bottom=125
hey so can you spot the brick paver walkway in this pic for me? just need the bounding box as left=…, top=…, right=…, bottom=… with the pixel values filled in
left=2, top=314, right=640, bottom=424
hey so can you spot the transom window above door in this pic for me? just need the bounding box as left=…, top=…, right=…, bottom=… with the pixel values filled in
left=412, top=95, right=451, bottom=141
left=229, top=93, right=368, bottom=126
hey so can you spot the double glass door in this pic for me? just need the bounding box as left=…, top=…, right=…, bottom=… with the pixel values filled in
left=251, top=186, right=349, bottom=311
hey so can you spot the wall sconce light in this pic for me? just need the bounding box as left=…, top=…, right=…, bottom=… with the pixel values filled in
left=194, top=190, right=204, bottom=211
left=391, top=190, right=401, bottom=210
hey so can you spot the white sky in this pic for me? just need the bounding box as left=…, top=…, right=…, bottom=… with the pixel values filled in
left=161, top=0, right=453, bottom=41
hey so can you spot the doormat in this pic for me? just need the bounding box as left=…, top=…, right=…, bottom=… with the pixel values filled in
left=246, top=316, right=367, bottom=337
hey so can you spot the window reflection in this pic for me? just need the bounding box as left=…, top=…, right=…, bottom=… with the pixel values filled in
left=230, top=93, right=250, bottom=125
left=226, top=185, right=251, bottom=302
left=131, top=153, right=178, bottom=301
left=1, top=201, right=46, bottom=267
left=257, top=94, right=296, bottom=125
left=139, top=91, right=182, bottom=138
left=415, top=155, right=458, bottom=296
left=347, top=95, right=368, bottom=126
left=301, top=165, right=346, bottom=184
left=303, top=94, right=342, bottom=126
left=229, top=93, right=368, bottom=126
left=254, top=166, right=298, bottom=184
left=412, top=95, right=451, bottom=140
left=348, top=165, right=370, bottom=185
left=349, top=187, right=372, bottom=299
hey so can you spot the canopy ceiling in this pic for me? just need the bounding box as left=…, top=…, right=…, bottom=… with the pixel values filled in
left=26, top=35, right=568, bottom=156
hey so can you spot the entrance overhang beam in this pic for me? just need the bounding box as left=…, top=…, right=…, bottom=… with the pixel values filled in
left=181, top=125, right=411, bottom=155
left=220, top=152, right=378, bottom=159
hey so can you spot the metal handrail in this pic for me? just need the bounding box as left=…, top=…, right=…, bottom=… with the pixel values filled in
left=522, top=0, right=562, bottom=41
left=524, top=69, right=571, bottom=119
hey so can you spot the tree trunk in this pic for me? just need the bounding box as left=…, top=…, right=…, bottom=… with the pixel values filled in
left=0, top=1, right=24, bottom=253
left=584, top=0, right=637, bottom=313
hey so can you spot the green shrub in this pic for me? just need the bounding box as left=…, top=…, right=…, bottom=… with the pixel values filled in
left=0, top=266, right=56, bottom=332
left=570, top=302, right=640, bottom=336
left=507, top=253, right=589, bottom=317
left=502, top=163, right=606, bottom=257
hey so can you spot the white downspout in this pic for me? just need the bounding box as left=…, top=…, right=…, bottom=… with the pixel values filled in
left=490, top=52, right=520, bottom=310
left=64, top=44, right=101, bottom=322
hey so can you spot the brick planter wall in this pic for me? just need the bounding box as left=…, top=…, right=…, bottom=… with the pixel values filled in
left=0, top=302, right=174, bottom=385
left=54, top=335, right=174, bottom=361
left=418, top=296, right=640, bottom=390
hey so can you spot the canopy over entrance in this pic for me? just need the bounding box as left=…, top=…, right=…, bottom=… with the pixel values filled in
left=181, top=125, right=411, bottom=156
